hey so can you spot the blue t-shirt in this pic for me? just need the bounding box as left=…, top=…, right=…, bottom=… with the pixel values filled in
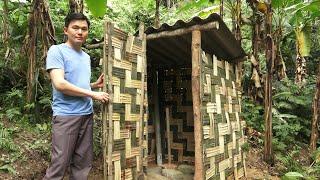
left=46, top=43, right=93, bottom=116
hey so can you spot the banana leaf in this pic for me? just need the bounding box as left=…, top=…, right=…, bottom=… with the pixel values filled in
left=85, top=0, right=106, bottom=17
left=295, top=24, right=311, bottom=57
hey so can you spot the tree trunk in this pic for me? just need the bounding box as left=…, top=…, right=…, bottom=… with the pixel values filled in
left=25, top=0, right=39, bottom=104
left=235, top=0, right=242, bottom=42
left=295, top=52, right=307, bottom=87
left=69, top=0, right=83, bottom=13
left=220, top=0, right=224, bottom=19
left=24, top=0, right=55, bottom=104
left=264, top=0, right=274, bottom=164
left=274, top=19, right=287, bottom=80
left=310, top=64, right=320, bottom=151
left=247, top=0, right=264, bottom=102
left=234, top=0, right=243, bottom=88
left=250, top=20, right=264, bottom=102
left=2, top=0, right=9, bottom=49
left=155, top=0, right=160, bottom=28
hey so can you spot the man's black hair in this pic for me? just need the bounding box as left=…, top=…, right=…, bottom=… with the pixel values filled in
left=64, top=13, right=90, bottom=28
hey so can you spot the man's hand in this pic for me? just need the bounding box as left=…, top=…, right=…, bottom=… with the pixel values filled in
left=91, top=91, right=109, bottom=103
left=91, top=73, right=104, bottom=89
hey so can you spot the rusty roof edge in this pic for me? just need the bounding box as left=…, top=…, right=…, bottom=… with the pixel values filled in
left=144, top=13, right=222, bottom=35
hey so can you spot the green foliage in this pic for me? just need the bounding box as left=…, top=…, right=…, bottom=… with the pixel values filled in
left=1, top=88, right=25, bottom=122
left=0, top=123, right=18, bottom=152
left=277, top=148, right=303, bottom=173
left=105, top=0, right=156, bottom=33
left=242, top=96, right=264, bottom=132
left=295, top=23, right=311, bottom=56
left=241, top=142, right=250, bottom=152
left=85, top=0, right=107, bottom=17
left=243, top=78, right=314, bottom=152
left=28, top=139, right=50, bottom=158
left=282, top=172, right=304, bottom=180
left=277, top=146, right=320, bottom=178
left=5, top=108, right=21, bottom=122
left=0, top=0, right=319, bottom=178
left=177, top=0, right=216, bottom=15
left=0, top=151, right=22, bottom=175
left=35, top=123, right=50, bottom=132
left=272, top=78, right=314, bottom=142
left=93, top=119, right=102, bottom=156
left=0, top=164, right=16, bottom=174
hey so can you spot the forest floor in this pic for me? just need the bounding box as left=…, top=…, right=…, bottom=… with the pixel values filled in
left=0, top=119, right=308, bottom=180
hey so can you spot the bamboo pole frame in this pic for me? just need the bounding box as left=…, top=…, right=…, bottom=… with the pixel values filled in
left=146, top=21, right=219, bottom=40
left=138, top=23, right=146, bottom=176
left=102, top=21, right=108, bottom=180
left=192, top=30, right=204, bottom=179
left=104, top=21, right=114, bottom=180
left=165, top=107, right=171, bottom=165
left=152, top=70, right=163, bottom=166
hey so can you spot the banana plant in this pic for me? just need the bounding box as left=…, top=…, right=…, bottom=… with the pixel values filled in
left=278, top=0, right=320, bottom=86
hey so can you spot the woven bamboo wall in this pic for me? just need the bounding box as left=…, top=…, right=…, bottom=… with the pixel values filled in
left=159, top=68, right=195, bottom=164
left=105, top=27, right=148, bottom=179
left=200, top=50, right=246, bottom=180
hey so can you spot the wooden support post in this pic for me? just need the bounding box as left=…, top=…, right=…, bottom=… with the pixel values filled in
left=102, top=21, right=108, bottom=180
left=153, top=70, right=163, bottom=165
left=138, top=23, right=146, bottom=176
left=165, top=107, right=171, bottom=165
left=106, top=21, right=114, bottom=180
left=192, top=30, right=204, bottom=179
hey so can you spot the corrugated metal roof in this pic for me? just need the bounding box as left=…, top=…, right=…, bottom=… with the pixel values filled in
left=145, top=13, right=246, bottom=67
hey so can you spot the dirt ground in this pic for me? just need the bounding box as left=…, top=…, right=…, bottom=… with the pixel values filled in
left=0, top=149, right=281, bottom=180
left=0, top=121, right=283, bottom=180
left=245, top=148, right=280, bottom=180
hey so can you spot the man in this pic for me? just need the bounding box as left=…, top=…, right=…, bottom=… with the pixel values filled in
left=43, top=13, right=109, bottom=180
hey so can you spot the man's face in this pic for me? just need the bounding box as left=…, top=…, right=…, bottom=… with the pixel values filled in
left=64, top=20, right=89, bottom=46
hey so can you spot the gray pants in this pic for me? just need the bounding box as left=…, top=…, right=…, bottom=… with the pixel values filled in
left=43, top=114, right=93, bottom=180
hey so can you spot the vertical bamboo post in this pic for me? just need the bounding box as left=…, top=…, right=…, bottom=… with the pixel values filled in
left=106, top=21, right=114, bottom=180
left=138, top=23, right=146, bottom=175
left=165, top=107, right=171, bottom=165
left=192, top=30, right=204, bottom=179
left=102, top=21, right=108, bottom=180
left=153, top=70, right=163, bottom=165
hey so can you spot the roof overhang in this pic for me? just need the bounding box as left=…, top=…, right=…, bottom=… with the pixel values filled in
left=145, top=13, right=246, bottom=67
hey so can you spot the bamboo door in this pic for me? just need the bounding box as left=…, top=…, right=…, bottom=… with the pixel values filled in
left=102, top=22, right=148, bottom=180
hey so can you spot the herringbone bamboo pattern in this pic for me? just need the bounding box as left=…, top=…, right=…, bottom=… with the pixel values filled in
left=105, top=27, right=148, bottom=180
left=201, top=51, right=246, bottom=180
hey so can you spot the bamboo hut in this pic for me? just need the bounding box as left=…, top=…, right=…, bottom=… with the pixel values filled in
left=102, top=13, right=247, bottom=180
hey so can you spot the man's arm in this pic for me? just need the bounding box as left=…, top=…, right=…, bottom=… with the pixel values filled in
left=49, top=69, right=109, bottom=103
